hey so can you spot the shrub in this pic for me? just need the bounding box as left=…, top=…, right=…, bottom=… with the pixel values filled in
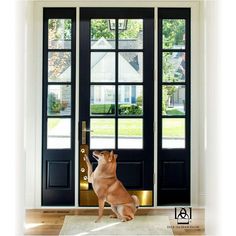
left=90, top=104, right=115, bottom=114
left=119, top=104, right=142, bottom=115
left=48, top=93, right=61, bottom=113
left=136, top=96, right=143, bottom=107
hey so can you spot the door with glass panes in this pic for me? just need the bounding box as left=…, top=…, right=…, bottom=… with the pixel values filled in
left=79, top=8, right=154, bottom=206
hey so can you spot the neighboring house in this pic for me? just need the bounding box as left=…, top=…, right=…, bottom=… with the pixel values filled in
left=90, top=37, right=143, bottom=105
left=48, top=37, right=143, bottom=110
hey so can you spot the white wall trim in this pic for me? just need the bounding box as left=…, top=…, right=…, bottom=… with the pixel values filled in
left=25, top=0, right=203, bottom=208
left=34, top=3, right=44, bottom=208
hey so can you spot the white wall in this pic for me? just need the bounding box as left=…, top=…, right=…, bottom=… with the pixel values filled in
left=0, top=0, right=35, bottom=234
left=25, top=0, right=203, bottom=208
left=24, top=0, right=38, bottom=210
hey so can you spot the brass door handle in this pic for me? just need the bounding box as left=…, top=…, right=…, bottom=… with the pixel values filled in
left=82, top=129, right=94, bottom=132
left=82, top=121, right=93, bottom=144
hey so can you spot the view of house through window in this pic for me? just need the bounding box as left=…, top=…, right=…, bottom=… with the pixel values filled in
left=89, top=19, right=144, bottom=149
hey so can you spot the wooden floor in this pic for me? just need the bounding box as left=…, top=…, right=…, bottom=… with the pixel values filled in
left=25, top=208, right=205, bottom=235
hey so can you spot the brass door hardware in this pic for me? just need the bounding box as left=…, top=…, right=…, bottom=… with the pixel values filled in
left=81, top=121, right=93, bottom=145
left=80, top=144, right=89, bottom=191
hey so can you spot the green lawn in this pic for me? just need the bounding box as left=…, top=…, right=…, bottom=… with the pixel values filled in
left=48, top=118, right=184, bottom=138
left=91, top=118, right=184, bottom=137
left=162, top=118, right=185, bottom=138
left=166, top=108, right=184, bottom=115
left=91, top=119, right=142, bottom=137
left=48, top=118, right=60, bottom=129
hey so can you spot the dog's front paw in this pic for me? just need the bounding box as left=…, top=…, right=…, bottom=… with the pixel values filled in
left=120, top=216, right=132, bottom=222
left=83, top=155, right=89, bottom=162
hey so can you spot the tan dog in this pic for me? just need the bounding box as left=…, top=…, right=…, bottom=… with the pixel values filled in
left=84, top=150, right=139, bottom=222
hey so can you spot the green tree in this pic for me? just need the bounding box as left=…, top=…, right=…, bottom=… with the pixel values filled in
left=90, top=19, right=142, bottom=39
left=91, top=19, right=114, bottom=39
left=162, top=19, right=185, bottom=49
left=162, top=20, right=184, bottom=114
left=119, top=20, right=142, bottom=39
left=48, top=19, right=71, bottom=41
left=48, top=19, right=72, bottom=81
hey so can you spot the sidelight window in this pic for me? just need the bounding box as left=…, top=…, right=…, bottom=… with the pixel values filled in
left=159, top=12, right=190, bottom=149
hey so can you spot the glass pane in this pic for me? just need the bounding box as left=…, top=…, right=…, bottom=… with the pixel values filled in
left=118, top=52, right=143, bottom=82
left=48, top=52, right=71, bottom=82
left=91, top=52, right=115, bottom=82
left=162, top=85, right=185, bottom=116
left=91, top=19, right=115, bottom=49
left=162, top=118, right=185, bottom=149
left=118, top=86, right=143, bottom=116
left=90, top=86, right=115, bottom=115
left=118, top=119, right=143, bottom=149
left=119, top=19, right=143, bottom=49
left=90, top=119, right=115, bottom=149
left=47, top=118, right=71, bottom=149
left=48, top=19, right=71, bottom=49
left=163, top=52, right=185, bottom=82
left=162, top=19, right=185, bottom=49
left=48, top=85, right=71, bottom=116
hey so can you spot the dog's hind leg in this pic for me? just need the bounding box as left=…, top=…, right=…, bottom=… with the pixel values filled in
left=95, top=198, right=105, bottom=223
left=110, top=205, right=121, bottom=219
left=117, top=205, right=134, bottom=222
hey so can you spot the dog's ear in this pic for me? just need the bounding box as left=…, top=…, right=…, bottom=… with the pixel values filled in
left=114, top=154, right=118, bottom=160
left=108, top=150, right=114, bottom=162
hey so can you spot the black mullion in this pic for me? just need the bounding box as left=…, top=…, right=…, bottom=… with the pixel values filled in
left=90, top=82, right=116, bottom=86
left=162, top=49, right=186, bottom=53
left=117, top=116, right=144, bottom=119
left=90, top=115, right=144, bottom=119
left=48, top=49, right=72, bottom=52
left=116, top=49, right=144, bottom=53
left=47, top=115, right=72, bottom=119
left=90, top=49, right=116, bottom=53
left=115, top=18, right=119, bottom=150
left=116, top=82, right=144, bottom=86
left=90, top=82, right=144, bottom=86
left=90, top=49, right=144, bottom=53
left=90, top=116, right=116, bottom=119
left=48, top=82, right=72, bottom=85
left=162, top=115, right=186, bottom=119
left=162, top=82, right=186, bottom=86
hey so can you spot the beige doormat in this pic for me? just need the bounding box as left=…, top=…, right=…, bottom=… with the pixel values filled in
left=59, top=215, right=174, bottom=235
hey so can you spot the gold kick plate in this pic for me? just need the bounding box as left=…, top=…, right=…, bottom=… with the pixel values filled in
left=80, top=190, right=153, bottom=206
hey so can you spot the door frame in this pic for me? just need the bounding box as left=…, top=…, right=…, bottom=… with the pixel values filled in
left=27, top=1, right=201, bottom=208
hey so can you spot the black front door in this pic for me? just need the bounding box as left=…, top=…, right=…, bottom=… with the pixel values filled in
left=79, top=8, right=154, bottom=206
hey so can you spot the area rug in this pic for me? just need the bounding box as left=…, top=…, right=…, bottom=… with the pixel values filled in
left=59, top=215, right=174, bottom=235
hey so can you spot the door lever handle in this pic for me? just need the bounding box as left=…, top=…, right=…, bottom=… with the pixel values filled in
left=82, top=129, right=94, bottom=132
left=81, top=121, right=93, bottom=144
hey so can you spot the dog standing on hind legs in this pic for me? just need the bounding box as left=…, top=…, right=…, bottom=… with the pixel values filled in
left=84, top=150, right=140, bottom=222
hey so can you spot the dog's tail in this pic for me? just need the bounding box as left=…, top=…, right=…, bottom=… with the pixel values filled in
left=131, top=195, right=140, bottom=209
